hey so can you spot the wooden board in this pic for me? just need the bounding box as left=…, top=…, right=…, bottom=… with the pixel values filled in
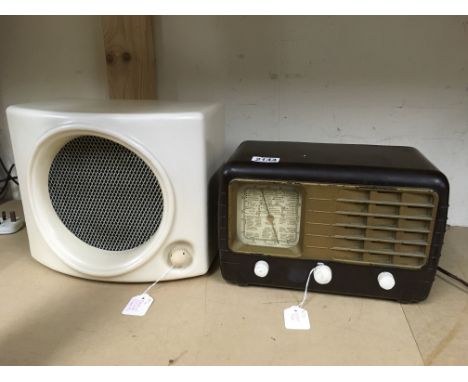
left=101, top=16, right=156, bottom=99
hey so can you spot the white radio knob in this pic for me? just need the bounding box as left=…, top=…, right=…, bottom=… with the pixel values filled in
left=313, top=263, right=332, bottom=285
left=378, top=272, right=396, bottom=290
left=254, top=260, right=269, bottom=278
left=169, top=247, right=192, bottom=268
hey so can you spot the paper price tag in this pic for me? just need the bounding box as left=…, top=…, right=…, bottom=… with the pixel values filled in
left=284, top=305, right=310, bottom=330
left=122, top=293, right=154, bottom=316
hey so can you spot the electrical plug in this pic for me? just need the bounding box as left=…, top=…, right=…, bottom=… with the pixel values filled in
left=0, top=210, right=25, bottom=235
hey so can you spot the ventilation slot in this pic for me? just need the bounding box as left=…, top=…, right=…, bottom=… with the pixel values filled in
left=303, top=185, right=437, bottom=269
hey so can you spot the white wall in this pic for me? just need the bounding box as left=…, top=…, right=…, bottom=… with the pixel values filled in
left=0, top=16, right=467, bottom=226
left=155, top=16, right=468, bottom=226
left=0, top=16, right=108, bottom=198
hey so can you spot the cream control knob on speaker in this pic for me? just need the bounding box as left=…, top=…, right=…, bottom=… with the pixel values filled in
left=313, top=263, right=332, bottom=285
left=378, top=272, right=396, bottom=290
left=254, top=260, right=269, bottom=278
left=169, top=247, right=192, bottom=268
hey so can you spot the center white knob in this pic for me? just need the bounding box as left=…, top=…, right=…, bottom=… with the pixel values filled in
left=314, top=263, right=332, bottom=285
left=254, top=260, right=269, bottom=278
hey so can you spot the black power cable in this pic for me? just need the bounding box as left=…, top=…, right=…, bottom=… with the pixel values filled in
left=0, top=157, right=19, bottom=197
left=437, top=266, right=468, bottom=289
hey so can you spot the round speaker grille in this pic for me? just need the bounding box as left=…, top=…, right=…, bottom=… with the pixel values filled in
left=48, top=135, right=164, bottom=251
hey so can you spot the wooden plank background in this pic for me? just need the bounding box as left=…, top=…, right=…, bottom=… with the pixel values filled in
left=101, top=16, right=156, bottom=99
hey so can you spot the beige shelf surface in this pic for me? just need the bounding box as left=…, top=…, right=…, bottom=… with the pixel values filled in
left=0, top=200, right=466, bottom=365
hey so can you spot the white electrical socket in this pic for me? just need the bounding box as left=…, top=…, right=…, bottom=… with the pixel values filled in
left=0, top=210, right=25, bottom=235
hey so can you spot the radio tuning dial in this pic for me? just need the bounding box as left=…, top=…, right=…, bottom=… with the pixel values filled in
left=254, top=260, right=269, bottom=278
left=378, top=272, right=396, bottom=290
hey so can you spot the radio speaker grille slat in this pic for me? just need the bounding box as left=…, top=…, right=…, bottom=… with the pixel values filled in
left=303, top=184, right=437, bottom=269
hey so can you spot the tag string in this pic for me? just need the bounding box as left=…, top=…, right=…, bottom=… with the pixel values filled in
left=298, top=266, right=318, bottom=308
left=142, top=266, right=174, bottom=296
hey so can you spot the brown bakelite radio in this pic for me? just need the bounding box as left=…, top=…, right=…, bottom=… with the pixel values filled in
left=218, top=141, right=449, bottom=303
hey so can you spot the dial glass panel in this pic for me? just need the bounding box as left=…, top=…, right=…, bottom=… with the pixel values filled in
left=236, top=184, right=302, bottom=248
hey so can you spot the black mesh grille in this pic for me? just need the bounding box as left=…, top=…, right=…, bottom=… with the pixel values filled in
left=48, top=136, right=164, bottom=251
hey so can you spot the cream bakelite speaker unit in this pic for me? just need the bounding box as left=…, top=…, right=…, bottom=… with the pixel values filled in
left=6, top=100, right=224, bottom=282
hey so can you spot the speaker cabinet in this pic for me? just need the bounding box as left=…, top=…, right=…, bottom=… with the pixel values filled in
left=7, top=100, right=224, bottom=282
